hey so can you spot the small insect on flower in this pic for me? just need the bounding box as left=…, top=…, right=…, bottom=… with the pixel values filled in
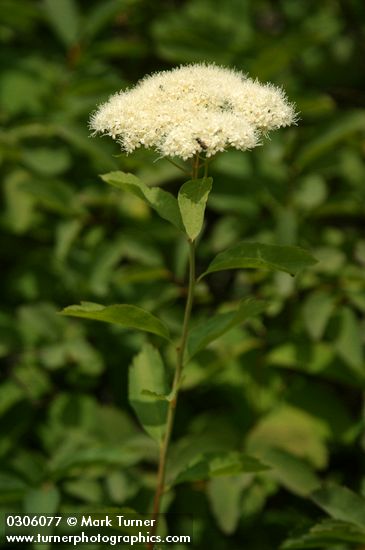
left=195, top=137, right=208, bottom=150
left=90, top=63, right=297, bottom=161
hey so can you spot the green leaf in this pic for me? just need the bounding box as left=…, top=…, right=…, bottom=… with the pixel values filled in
left=141, top=389, right=173, bottom=402
left=0, top=472, right=28, bottom=503
left=201, top=242, right=317, bottom=278
left=128, top=344, right=169, bottom=443
left=208, top=475, right=249, bottom=535
left=258, top=448, right=320, bottom=497
left=101, top=171, right=184, bottom=231
left=247, top=405, right=329, bottom=469
left=335, top=307, right=364, bottom=375
left=23, top=485, right=60, bottom=550
left=24, top=485, right=60, bottom=514
left=20, top=178, right=81, bottom=215
left=22, top=147, right=71, bottom=176
left=43, top=0, right=80, bottom=48
left=311, top=484, right=365, bottom=528
left=173, top=451, right=269, bottom=485
left=302, top=290, right=336, bottom=341
left=296, top=111, right=365, bottom=170
left=59, top=302, right=170, bottom=340
left=187, top=298, right=266, bottom=359
left=50, top=440, right=157, bottom=475
left=282, top=519, right=365, bottom=548
left=4, top=171, right=35, bottom=233
left=178, top=177, right=212, bottom=240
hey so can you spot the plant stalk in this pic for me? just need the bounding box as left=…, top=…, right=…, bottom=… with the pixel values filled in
left=148, top=240, right=196, bottom=547
left=148, top=156, right=199, bottom=547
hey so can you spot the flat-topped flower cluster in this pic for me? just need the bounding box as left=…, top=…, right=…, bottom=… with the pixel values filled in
left=90, top=64, right=296, bottom=160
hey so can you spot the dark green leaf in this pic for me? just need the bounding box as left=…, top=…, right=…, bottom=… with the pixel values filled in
left=101, top=171, right=184, bottom=231
left=201, top=242, right=317, bottom=278
left=59, top=302, right=170, bottom=340
left=20, top=178, right=81, bottom=215
left=187, top=298, right=266, bottom=359
left=178, top=177, right=212, bottom=240
left=128, top=344, right=169, bottom=443
left=296, top=112, right=365, bottom=170
left=43, top=0, right=80, bottom=47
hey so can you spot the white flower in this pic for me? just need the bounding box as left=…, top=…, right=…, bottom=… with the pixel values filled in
left=90, top=63, right=296, bottom=160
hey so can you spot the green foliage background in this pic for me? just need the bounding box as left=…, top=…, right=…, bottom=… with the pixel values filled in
left=1, top=0, right=365, bottom=548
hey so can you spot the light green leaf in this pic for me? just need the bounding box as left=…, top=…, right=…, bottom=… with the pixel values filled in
left=141, top=389, right=173, bottom=402
left=173, top=451, right=269, bottom=485
left=50, top=440, right=157, bottom=475
left=302, top=290, right=336, bottom=341
left=201, top=242, right=317, bottom=278
left=44, top=0, right=80, bottom=48
left=282, top=519, right=365, bottom=548
left=4, top=171, right=35, bottom=233
left=59, top=302, right=170, bottom=340
left=247, top=405, right=329, bottom=469
left=178, top=178, right=212, bottom=240
left=24, top=485, right=60, bottom=514
left=101, top=171, right=184, bottom=231
left=335, top=307, right=364, bottom=375
left=128, top=344, right=169, bottom=443
left=208, top=475, right=249, bottom=535
left=311, top=484, right=365, bottom=528
left=23, top=485, right=60, bottom=550
left=63, top=479, right=102, bottom=503
left=22, top=147, right=71, bottom=176
left=257, top=448, right=320, bottom=497
left=187, top=298, right=266, bottom=359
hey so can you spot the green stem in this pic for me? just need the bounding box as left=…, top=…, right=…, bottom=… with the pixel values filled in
left=149, top=240, right=196, bottom=545
left=149, top=155, right=199, bottom=547
left=203, top=157, right=209, bottom=178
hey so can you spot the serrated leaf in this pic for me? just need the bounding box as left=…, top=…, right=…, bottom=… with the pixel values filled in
left=59, top=302, right=170, bottom=340
left=101, top=171, right=184, bottom=231
left=173, top=451, right=269, bottom=485
left=178, top=178, right=212, bottom=240
left=187, top=298, right=266, bottom=359
left=128, top=344, right=169, bottom=443
left=311, top=484, right=365, bottom=528
left=282, top=519, right=365, bottom=549
left=201, top=242, right=317, bottom=278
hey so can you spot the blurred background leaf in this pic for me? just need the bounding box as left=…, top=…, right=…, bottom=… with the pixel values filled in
left=1, top=0, right=365, bottom=548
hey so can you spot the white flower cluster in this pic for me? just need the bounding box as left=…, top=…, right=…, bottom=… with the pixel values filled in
left=90, top=64, right=296, bottom=160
